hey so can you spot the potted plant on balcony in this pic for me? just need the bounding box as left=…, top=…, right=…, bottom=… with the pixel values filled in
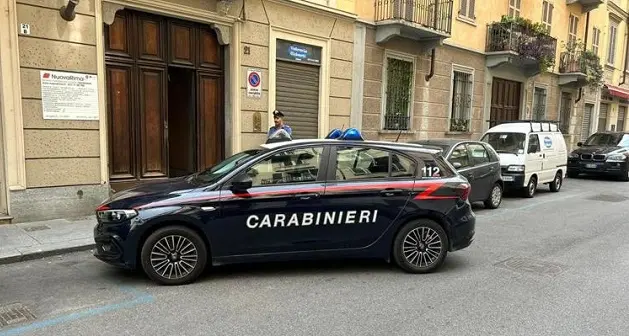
left=559, top=40, right=603, bottom=90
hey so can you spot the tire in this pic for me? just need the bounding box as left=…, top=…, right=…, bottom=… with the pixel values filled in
left=523, top=176, right=537, bottom=198
left=483, top=183, right=503, bottom=209
left=549, top=171, right=563, bottom=192
left=140, top=226, right=208, bottom=286
left=392, top=219, right=448, bottom=274
left=620, top=167, right=629, bottom=182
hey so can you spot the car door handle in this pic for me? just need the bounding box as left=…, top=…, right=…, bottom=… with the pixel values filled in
left=294, top=192, right=319, bottom=200
left=380, top=189, right=403, bottom=197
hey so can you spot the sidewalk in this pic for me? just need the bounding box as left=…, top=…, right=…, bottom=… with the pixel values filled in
left=0, top=216, right=96, bottom=265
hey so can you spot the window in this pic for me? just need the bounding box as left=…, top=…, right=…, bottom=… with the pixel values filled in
left=618, top=106, right=626, bottom=132
left=581, top=103, right=594, bottom=141
left=382, top=54, right=415, bottom=131
left=448, top=144, right=471, bottom=169
left=334, top=147, right=417, bottom=181
left=607, top=19, right=619, bottom=65
left=532, top=87, right=547, bottom=120
left=568, top=15, right=578, bottom=49
left=560, top=92, right=572, bottom=134
left=592, top=27, right=601, bottom=55
left=467, top=143, right=490, bottom=165
left=542, top=1, right=553, bottom=33
left=480, top=132, right=526, bottom=155
left=459, top=0, right=475, bottom=19
left=528, top=134, right=540, bottom=153
left=450, top=67, right=474, bottom=132
left=239, top=147, right=324, bottom=187
left=508, top=0, right=521, bottom=18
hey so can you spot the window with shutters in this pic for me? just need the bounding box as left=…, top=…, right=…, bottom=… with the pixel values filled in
left=508, top=0, right=521, bottom=18
left=592, top=27, right=600, bottom=55
left=459, top=0, right=475, bottom=20
left=449, top=65, right=474, bottom=132
left=381, top=52, right=415, bottom=131
left=532, top=87, right=547, bottom=120
left=581, top=103, right=594, bottom=141
left=607, top=19, right=619, bottom=65
left=542, top=1, right=553, bottom=33
left=559, top=92, right=572, bottom=134
left=568, top=15, right=578, bottom=49
left=618, top=106, right=626, bottom=132
left=598, top=103, right=609, bottom=131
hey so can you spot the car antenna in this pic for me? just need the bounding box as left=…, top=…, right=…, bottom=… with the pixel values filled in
left=395, top=129, right=402, bottom=142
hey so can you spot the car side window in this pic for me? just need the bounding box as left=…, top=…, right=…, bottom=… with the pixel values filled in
left=448, top=144, right=471, bottom=169
left=619, top=134, right=629, bottom=147
left=236, top=147, right=324, bottom=187
left=528, top=134, right=540, bottom=153
left=467, top=143, right=490, bottom=165
left=334, top=147, right=416, bottom=180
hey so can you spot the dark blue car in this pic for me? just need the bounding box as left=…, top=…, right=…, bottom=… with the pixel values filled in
left=94, top=137, right=476, bottom=285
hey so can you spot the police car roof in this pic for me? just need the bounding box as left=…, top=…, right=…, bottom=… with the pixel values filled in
left=259, top=138, right=442, bottom=154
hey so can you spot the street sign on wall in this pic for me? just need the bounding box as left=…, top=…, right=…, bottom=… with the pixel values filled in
left=247, top=69, right=262, bottom=98
left=40, top=70, right=99, bottom=120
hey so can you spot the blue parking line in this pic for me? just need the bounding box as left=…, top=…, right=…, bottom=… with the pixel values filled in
left=0, top=286, right=154, bottom=336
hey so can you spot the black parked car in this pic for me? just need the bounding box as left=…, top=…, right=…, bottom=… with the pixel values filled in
left=94, top=134, right=476, bottom=285
left=410, top=139, right=503, bottom=209
left=567, top=132, right=629, bottom=181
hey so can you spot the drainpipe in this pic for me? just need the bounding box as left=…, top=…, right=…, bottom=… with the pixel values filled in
left=620, top=17, right=629, bottom=85
left=425, top=48, right=436, bottom=81
left=575, top=12, right=590, bottom=103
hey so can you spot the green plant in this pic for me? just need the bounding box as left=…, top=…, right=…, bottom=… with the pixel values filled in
left=561, top=39, right=604, bottom=89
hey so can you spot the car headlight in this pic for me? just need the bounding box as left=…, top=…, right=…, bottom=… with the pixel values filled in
left=507, top=165, right=525, bottom=172
left=606, top=154, right=626, bottom=162
left=96, top=209, right=138, bottom=223
left=568, top=152, right=579, bottom=158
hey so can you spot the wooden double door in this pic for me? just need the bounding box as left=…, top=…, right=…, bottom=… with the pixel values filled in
left=490, top=78, right=521, bottom=128
left=105, top=9, right=224, bottom=191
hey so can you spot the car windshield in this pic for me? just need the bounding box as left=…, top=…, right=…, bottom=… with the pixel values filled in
left=189, top=149, right=264, bottom=184
left=583, top=133, right=626, bottom=147
left=481, top=132, right=526, bottom=154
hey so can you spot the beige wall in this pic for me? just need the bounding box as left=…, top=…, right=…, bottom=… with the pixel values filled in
left=238, top=0, right=355, bottom=150
left=361, top=27, right=486, bottom=142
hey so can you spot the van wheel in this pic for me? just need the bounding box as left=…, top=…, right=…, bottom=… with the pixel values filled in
left=484, top=183, right=502, bottom=209
left=620, top=168, right=629, bottom=182
left=392, top=219, right=448, bottom=274
left=140, top=226, right=208, bottom=286
left=523, top=176, right=537, bottom=198
left=549, top=172, right=563, bottom=192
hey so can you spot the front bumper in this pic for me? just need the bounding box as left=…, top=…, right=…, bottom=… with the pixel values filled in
left=93, top=222, right=137, bottom=269
left=568, top=159, right=628, bottom=176
left=500, top=172, right=526, bottom=189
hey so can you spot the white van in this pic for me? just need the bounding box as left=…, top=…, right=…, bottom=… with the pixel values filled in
left=479, top=121, right=567, bottom=198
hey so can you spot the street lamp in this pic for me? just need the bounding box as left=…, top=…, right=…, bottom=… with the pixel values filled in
left=60, top=0, right=79, bottom=21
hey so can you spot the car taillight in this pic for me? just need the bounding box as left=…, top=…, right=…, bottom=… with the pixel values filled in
left=455, top=183, right=470, bottom=201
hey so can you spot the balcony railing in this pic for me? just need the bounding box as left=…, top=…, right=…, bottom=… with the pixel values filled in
left=375, top=0, right=454, bottom=35
left=485, top=22, right=557, bottom=61
left=383, top=114, right=410, bottom=131
left=559, top=52, right=587, bottom=73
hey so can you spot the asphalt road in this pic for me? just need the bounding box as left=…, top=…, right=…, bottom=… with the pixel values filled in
left=1, top=176, right=629, bottom=336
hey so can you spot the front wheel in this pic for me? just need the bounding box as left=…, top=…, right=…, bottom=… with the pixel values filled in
left=392, top=219, right=448, bottom=274
left=550, top=171, right=563, bottom=192
left=523, top=176, right=537, bottom=198
left=140, top=226, right=208, bottom=286
left=484, top=183, right=503, bottom=209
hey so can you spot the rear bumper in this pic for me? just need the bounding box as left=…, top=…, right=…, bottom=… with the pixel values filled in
left=447, top=203, right=475, bottom=252
left=567, top=159, right=628, bottom=176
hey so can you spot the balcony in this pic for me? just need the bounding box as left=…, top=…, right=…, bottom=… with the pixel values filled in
left=485, top=19, right=557, bottom=77
left=558, top=45, right=603, bottom=89
left=374, top=0, right=453, bottom=49
left=566, top=0, right=604, bottom=13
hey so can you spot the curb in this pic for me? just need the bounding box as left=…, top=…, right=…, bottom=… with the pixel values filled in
left=0, top=243, right=96, bottom=266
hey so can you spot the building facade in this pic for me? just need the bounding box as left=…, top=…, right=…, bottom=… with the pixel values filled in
left=352, top=0, right=618, bottom=153
left=0, top=0, right=357, bottom=223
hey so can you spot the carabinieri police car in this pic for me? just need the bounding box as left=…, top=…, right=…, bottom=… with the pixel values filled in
left=93, top=128, right=476, bottom=285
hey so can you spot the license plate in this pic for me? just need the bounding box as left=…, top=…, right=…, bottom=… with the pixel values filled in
left=503, top=176, right=514, bottom=181
left=586, top=163, right=597, bottom=169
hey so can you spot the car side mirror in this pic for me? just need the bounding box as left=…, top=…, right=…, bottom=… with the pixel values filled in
left=230, top=179, right=252, bottom=193
left=452, top=162, right=462, bottom=169
left=577, top=142, right=583, bottom=147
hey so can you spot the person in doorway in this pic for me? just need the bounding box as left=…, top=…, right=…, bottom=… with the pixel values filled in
left=267, top=109, right=292, bottom=138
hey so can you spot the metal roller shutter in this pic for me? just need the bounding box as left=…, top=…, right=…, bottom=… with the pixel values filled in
left=617, top=106, right=626, bottom=131
left=275, top=60, right=320, bottom=139
left=581, top=104, right=593, bottom=141
left=598, top=103, right=608, bottom=131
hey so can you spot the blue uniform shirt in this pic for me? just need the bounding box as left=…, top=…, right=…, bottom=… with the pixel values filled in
left=268, top=124, right=292, bottom=137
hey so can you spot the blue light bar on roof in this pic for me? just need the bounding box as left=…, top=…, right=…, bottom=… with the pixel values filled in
left=339, top=127, right=364, bottom=141
left=325, top=128, right=343, bottom=139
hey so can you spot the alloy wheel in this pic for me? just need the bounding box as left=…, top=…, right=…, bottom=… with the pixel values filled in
left=150, top=235, right=199, bottom=280
left=491, top=185, right=502, bottom=206
left=402, top=226, right=443, bottom=268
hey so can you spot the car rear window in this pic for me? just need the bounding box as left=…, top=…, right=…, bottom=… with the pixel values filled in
left=416, top=153, right=456, bottom=179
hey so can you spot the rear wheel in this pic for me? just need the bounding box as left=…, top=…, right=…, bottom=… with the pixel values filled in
left=484, top=183, right=503, bottom=209
left=549, top=171, right=563, bottom=192
left=392, top=219, right=448, bottom=274
left=140, top=226, right=208, bottom=286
